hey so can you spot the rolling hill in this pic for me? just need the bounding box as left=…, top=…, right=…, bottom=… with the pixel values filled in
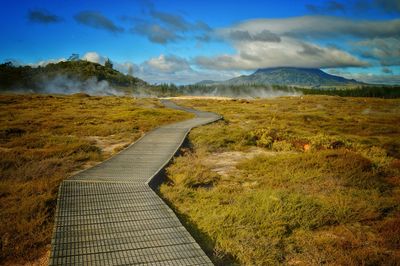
left=0, top=60, right=148, bottom=95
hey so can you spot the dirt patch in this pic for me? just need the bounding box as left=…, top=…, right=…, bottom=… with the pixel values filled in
left=67, top=136, right=134, bottom=177
left=205, top=147, right=277, bottom=176
left=87, top=136, right=132, bottom=155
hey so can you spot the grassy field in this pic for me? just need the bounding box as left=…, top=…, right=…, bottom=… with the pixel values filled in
left=0, top=94, right=192, bottom=264
left=159, top=96, right=400, bottom=265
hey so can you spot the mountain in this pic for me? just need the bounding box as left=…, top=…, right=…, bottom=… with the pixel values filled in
left=0, top=60, right=149, bottom=95
left=198, top=67, right=362, bottom=87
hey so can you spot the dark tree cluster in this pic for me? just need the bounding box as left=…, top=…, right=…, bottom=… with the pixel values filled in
left=0, top=60, right=145, bottom=92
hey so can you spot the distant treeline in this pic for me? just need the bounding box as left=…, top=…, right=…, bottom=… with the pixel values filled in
left=299, top=86, right=400, bottom=99
left=157, top=83, right=400, bottom=99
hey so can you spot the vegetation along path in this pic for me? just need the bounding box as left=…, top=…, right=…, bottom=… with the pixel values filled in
left=50, top=100, right=221, bottom=265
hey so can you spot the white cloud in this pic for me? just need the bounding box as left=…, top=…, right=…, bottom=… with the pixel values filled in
left=145, top=54, right=191, bottom=73
left=196, top=37, right=368, bottom=70
left=220, top=16, right=400, bottom=40
left=133, top=54, right=239, bottom=84
left=110, top=53, right=240, bottom=84
left=134, top=67, right=240, bottom=85
left=82, top=51, right=106, bottom=65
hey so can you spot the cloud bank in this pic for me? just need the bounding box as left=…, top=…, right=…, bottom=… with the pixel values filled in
left=27, top=9, right=62, bottom=24
left=74, top=11, right=123, bottom=33
left=128, top=3, right=210, bottom=44
left=196, top=38, right=368, bottom=70
left=306, top=0, right=400, bottom=14
left=354, top=37, right=400, bottom=66
left=192, top=16, right=399, bottom=72
left=224, top=16, right=400, bottom=39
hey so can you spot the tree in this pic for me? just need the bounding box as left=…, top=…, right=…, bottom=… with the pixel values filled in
left=105, top=58, right=113, bottom=69
left=2, top=61, right=13, bottom=67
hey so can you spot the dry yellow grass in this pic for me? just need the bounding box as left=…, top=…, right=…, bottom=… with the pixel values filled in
left=160, top=96, right=400, bottom=265
left=0, top=94, right=192, bottom=264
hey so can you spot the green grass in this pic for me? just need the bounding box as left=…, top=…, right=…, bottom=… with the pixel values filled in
left=0, top=94, right=193, bottom=264
left=159, top=95, right=400, bottom=265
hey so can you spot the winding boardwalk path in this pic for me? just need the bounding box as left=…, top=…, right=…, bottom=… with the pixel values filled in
left=49, top=100, right=221, bottom=266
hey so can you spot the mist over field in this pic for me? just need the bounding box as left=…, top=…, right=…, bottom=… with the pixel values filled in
left=4, top=74, right=124, bottom=96
left=187, top=85, right=302, bottom=98
left=38, top=75, right=123, bottom=96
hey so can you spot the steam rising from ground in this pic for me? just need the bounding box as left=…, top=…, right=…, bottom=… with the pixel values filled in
left=6, top=73, right=302, bottom=98
left=38, top=75, right=123, bottom=96
left=183, top=85, right=301, bottom=98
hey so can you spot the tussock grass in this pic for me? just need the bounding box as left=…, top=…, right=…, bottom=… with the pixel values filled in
left=160, top=96, right=400, bottom=265
left=0, top=94, right=192, bottom=264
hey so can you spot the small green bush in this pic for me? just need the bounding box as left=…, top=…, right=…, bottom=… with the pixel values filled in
left=272, top=140, right=294, bottom=151
left=309, top=133, right=350, bottom=150
left=249, top=128, right=277, bottom=148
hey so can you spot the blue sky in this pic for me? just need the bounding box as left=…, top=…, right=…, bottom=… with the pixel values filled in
left=1, top=0, right=399, bottom=84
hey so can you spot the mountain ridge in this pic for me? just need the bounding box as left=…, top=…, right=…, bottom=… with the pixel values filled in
left=197, top=67, right=362, bottom=87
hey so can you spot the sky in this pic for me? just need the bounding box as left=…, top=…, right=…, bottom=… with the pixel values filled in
left=1, top=0, right=399, bottom=85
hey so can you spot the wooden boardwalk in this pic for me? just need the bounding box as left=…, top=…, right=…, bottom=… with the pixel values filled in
left=49, top=100, right=220, bottom=265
